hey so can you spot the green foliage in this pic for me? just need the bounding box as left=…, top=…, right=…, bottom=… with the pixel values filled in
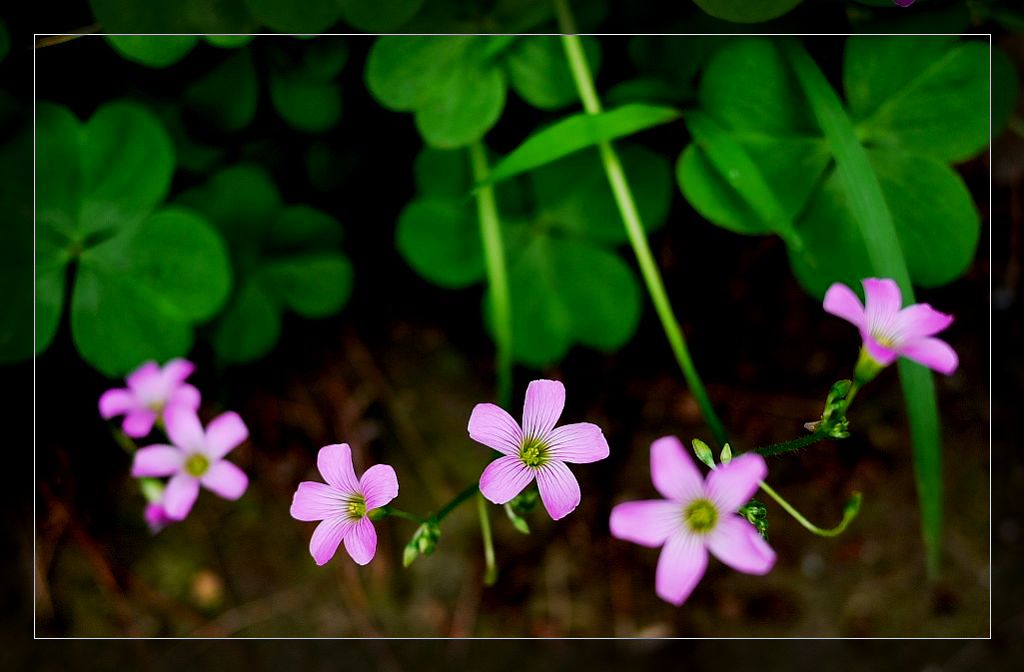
left=244, top=0, right=341, bottom=32
left=35, top=101, right=233, bottom=375
left=269, top=40, right=348, bottom=133
left=366, top=36, right=601, bottom=148
left=484, top=103, right=680, bottom=186
left=177, top=165, right=353, bottom=363
left=185, top=50, right=259, bottom=132
left=678, top=36, right=988, bottom=298
left=693, top=0, right=804, bottom=23
left=398, top=142, right=669, bottom=367
left=338, top=0, right=424, bottom=31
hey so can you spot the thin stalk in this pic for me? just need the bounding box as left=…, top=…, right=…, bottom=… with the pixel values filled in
left=554, top=0, right=727, bottom=446
left=755, top=432, right=827, bottom=458
left=469, top=142, right=513, bottom=409
left=373, top=506, right=426, bottom=524
left=758, top=481, right=861, bottom=538
left=434, top=483, right=480, bottom=523
left=477, top=493, right=498, bottom=586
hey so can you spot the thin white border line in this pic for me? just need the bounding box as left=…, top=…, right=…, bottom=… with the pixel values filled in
left=31, top=31, right=995, bottom=641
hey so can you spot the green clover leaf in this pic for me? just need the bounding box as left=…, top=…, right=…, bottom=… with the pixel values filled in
left=366, top=36, right=601, bottom=149
left=177, top=165, right=353, bottom=363
left=35, top=101, right=232, bottom=375
left=678, top=36, right=991, bottom=297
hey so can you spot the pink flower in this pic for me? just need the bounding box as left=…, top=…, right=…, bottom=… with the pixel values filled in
left=610, top=437, right=775, bottom=606
left=144, top=501, right=175, bottom=534
left=823, top=278, right=958, bottom=375
left=290, top=444, right=399, bottom=566
left=131, top=407, right=249, bottom=521
left=893, top=0, right=915, bottom=6
left=469, top=379, right=610, bottom=521
left=99, top=359, right=201, bottom=438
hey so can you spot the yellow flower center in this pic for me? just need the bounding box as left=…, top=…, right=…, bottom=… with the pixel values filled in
left=519, top=436, right=549, bottom=468
left=683, top=498, right=719, bottom=534
left=346, top=495, right=367, bottom=519
left=185, top=453, right=209, bottom=477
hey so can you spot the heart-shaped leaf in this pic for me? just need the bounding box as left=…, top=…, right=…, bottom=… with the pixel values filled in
left=269, top=40, right=348, bottom=133
left=35, top=101, right=231, bottom=375
left=177, top=164, right=353, bottom=363
left=184, top=49, right=258, bottom=132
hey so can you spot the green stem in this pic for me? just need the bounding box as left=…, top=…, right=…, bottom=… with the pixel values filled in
left=469, top=142, right=513, bottom=409
left=435, top=483, right=480, bottom=523
left=784, top=40, right=942, bottom=577
left=755, top=432, right=828, bottom=458
left=373, top=506, right=426, bottom=524
left=758, top=480, right=861, bottom=538
left=554, top=0, right=727, bottom=447
left=477, top=493, right=498, bottom=586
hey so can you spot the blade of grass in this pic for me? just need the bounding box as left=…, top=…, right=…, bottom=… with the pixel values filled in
left=783, top=40, right=943, bottom=577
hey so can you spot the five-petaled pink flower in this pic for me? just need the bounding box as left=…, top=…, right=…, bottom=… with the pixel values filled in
left=99, top=359, right=201, bottom=438
left=610, top=436, right=775, bottom=606
left=469, top=379, right=610, bottom=521
left=823, top=278, right=957, bottom=375
left=290, top=444, right=399, bottom=566
left=131, top=406, right=249, bottom=521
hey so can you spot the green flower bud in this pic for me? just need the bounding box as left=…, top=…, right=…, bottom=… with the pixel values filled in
left=719, top=443, right=733, bottom=465
left=692, top=438, right=716, bottom=469
left=504, top=503, right=530, bottom=534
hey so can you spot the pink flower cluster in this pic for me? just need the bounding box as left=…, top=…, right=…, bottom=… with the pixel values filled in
left=101, top=359, right=249, bottom=532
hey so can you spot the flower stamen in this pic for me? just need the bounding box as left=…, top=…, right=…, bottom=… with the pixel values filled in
left=683, top=498, right=719, bottom=534
left=519, top=435, right=549, bottom=468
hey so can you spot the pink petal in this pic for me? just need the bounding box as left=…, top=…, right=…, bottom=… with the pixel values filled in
left=863, top=278, right=902, bottom=325
left=479, top=455, right=535, bottom=505
left=535, top=461, right=581, bottom=521
left=521, top=379, right=564, bottom=440
left=650, top=436, right=704, bottom=503
left=899, top=337, right=959, bottom=375
left=164, top=406, right=205, bottom=452
left=204, top=411, right=249, bottom=459
left=167, top=384, right=201, bottom=412
left=343, top=517, right=377, bottom=566
left=161, top=358, right=195, bottom=385
left=704, top=453, right=766, bottom=513
left=468, top=403, right=523, bottom=456
left=360, top=464, right=399, bottom=510
left=131, top=445, right=183, bottom=477
left=309, top=516, right=353, bottom=566
left=894, top=304, right=953, bottom=341
left=122, top=410, right=158, bottom=438
left=547, top=422, right=610, bottom=464
left=291, top=481, right=345, bottom=521
left=706, top=515, right=776, bottom=575
left=99, top=388, right=137, bottom=419
left=200, top=460, right=248, bottom=500
left=864, top=335, right=899, bottom=366
left=609, top=499, right=682, bottom=548
left=822, top=283, right=865, bottom=329
left=145, top=503, right=173, bottom=534
left=163, top=473, right=201, bottom=520
left=655, top=531, right=708, bottom=606
left=126, top=361, right=162, bottom=396
left=317, top=444, right=361, bottom=494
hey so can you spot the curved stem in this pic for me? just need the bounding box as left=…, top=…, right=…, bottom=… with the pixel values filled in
left=755, top=432, right=828, bottom=458
left=554, top=1, right=727, bottom=447
left=758, top=480, right=861, bottom=538
left=477, top=493, right=498, bottom=586
left=469, top=142, right=513, bottom=409
left=374, top=506, right=426, bottom=524
left=434, top=483, right=480, bottom=523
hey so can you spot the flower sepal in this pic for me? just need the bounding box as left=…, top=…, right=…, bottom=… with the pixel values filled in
left=804, top=379, right=853, bottom=439
left=403, top=520, right=442, bottom=568
left=504, top=503, right=530, bottom=535
left=738, top=499, right=769, bottom=541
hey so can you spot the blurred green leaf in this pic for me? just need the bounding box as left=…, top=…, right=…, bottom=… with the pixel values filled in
left=72, top=208, right=232, bottom=375
left=845, top=36, right=990, bottom=163
left=269, top=40, right=348, bottom=133
left=185, top=50, right=258, bottom=132
left=679, top=36, right=986, bottom=294
left=338, top=0, right=424, bottom=31
left=178, top=164, right=352, bottom=364
left=506, top=36, right=600, bottom=110
left=484, top=103, right=680, bottom=186
left=244, top=0, right=341, bottom=32
left=789, top=149, right=979, bottom=296
left=104, top=36, right=198, bottom=68
left=399, top=142, right=652, bottom=366
left=34, top=101, right=229, bottom=374
left=92, top=0, right=258, bottom=32
left=693, top=0, right=804, bottom=23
